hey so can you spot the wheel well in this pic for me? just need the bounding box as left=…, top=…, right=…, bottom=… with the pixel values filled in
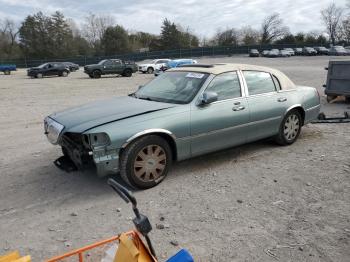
left=147, top=66, right=154, bottom=70
left=291, top=106, right=305, bottom=125
left=120, top=133, right=177, bottom=161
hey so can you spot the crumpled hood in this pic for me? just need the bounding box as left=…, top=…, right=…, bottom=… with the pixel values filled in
left=50, top=96, right=175, bottom=133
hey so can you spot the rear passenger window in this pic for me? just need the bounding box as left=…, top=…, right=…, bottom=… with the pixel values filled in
left=243, top=71, right=276, bottom=95
left=205, top=72, right=241, bottom=101
left=272, top=75, right=281, bottom=90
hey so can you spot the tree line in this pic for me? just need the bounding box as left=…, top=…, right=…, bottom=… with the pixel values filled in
left=0, top=1, right=349, bottom=60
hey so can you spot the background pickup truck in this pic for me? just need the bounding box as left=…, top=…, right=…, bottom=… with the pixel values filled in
left=84, top=59, right=138, bottom=78
left=0, top=64, right=16, bottom=75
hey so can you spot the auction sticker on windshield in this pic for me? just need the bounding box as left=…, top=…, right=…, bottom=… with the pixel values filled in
left=186, top=73, right=205, bottom=78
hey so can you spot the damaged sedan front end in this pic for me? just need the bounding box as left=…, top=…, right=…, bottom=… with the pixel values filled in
left=44, top=117, right=120, bottom=176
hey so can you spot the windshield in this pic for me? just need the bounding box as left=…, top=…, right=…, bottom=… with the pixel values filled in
left=38, top=63, right=49, bottom=68
left=135, top=71, right=209, bottom=104
left=98, top=60, right=107, bottom=65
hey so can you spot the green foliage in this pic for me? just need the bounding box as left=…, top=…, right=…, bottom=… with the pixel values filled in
left=159, top=19, right=199, bottom=50
left=19, top=12, right=75, bottom=58
left=101, top=25, right=130, bottom=55
left=2, top=9, right=349, bottom=61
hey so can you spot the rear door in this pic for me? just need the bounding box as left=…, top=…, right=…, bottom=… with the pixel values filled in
left=114, top=59, right=124, bottom=74
left=242, top=70, right=289, bottom=142
left=190, top=71, right=250, bottom=156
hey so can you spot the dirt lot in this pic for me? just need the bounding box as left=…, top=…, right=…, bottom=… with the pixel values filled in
left=0, top=56, right=349, bottom=261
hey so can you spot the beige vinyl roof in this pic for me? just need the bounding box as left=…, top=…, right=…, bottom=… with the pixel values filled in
left=169, top=63, right=296, bottom=90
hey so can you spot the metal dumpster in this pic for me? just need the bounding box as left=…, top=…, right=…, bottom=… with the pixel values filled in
left=324, top=60, right=350, bottom=102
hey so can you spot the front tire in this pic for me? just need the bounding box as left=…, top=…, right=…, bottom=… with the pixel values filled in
left=4, top=70, right=10, bottom=75
left=275, top=110, right=302, bottom=145
left=120, top=135, right=172, bottom=189
left=92, top=70, right=101, bottom=79
left=147, top=67, right=154, bottom=74
left=36, top=73, right=43, bottom=78
left=62, top=70, right=68, bottom=77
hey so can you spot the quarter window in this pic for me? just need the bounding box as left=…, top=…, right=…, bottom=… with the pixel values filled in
left=243, top=71, right=276, bottom=95
left=205, top=72, right=241, bottom=101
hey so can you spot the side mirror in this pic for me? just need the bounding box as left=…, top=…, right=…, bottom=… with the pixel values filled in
left=138, top=85, right=143, bottom=90
left=199, top=91, right=218, bottom=105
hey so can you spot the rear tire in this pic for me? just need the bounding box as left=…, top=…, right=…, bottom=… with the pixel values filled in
left=62, top=70, right=68, bottom=77
left=36, top=73, right=43, bottom=78
left=120, top=135, right=172, bottom=189
left=4, top=70, right=10, bottom=75
left=123, top=69, right=132, bottom=77
left=275, top=110, right=302, bottom=146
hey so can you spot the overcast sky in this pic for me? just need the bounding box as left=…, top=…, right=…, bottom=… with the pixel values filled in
left=0, top=0, right=348, bottom=37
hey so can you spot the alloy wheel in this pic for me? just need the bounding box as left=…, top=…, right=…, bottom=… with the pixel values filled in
left=284, top=114, right=300, bottom=141
left=133, top=145, right=166, bottom=182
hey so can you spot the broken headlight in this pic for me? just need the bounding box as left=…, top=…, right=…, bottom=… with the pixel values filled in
left=44, top=117, right=64, bottom=145
left=86, top=133, right=111, bottom=148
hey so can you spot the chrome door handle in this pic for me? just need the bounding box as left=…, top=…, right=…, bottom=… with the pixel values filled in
left=232, top=106, right=245, bottom=111
left=277, top=97, right=287, bottom=102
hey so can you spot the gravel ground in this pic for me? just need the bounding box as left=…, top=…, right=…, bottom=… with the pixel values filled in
left=0, top=56, right=349, bottom=261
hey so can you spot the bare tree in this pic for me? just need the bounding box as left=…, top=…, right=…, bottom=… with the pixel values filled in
left=260, top=13, right=289, bottom=44
left=212, top=28, right=239, bottom=46
left=321, top=2, right=343, bottom=45
left=340, top=17, right=350, bottom=43
left=0, top=18, right=19, bottom=46
left=82, top=13, right=115, bottom=47
left=240, top=26, right=260, bottom=45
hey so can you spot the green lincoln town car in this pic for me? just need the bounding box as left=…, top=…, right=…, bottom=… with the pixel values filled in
left=44, top=63, right=321, bottom=189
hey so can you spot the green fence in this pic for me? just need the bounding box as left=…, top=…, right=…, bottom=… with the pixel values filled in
left=0, top=44, right=309, bottom=68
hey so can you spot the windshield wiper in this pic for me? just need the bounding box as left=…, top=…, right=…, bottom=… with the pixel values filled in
left=138, top=96, right=153, bottom=101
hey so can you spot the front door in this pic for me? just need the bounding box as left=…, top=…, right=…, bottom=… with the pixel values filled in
left=103, top=60, right=115, bottom=74
left=190, top=71, right=250, bottom=156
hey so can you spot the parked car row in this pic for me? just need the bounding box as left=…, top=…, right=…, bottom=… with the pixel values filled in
left=250, top=46, right=350, bottom=58
left=25, top=59, right=139, bottom=79
left=26, top=61, right=79, bottom=78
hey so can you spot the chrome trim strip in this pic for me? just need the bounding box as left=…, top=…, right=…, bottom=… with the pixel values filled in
left=122, top=128, right=176, bottom=148
left=284, top=104, right=303, bottom=116
left=177, top=116, right=281, bottom=141
left=305, top=104, right=321, bottom=112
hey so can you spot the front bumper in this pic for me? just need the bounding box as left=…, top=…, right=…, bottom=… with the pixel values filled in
left=92, top=147, right=120, bottom=176
left=60, top=133, right=120, bottom=177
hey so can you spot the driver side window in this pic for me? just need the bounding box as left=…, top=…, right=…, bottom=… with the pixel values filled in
left=205, top=72, right=241, bottom=101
